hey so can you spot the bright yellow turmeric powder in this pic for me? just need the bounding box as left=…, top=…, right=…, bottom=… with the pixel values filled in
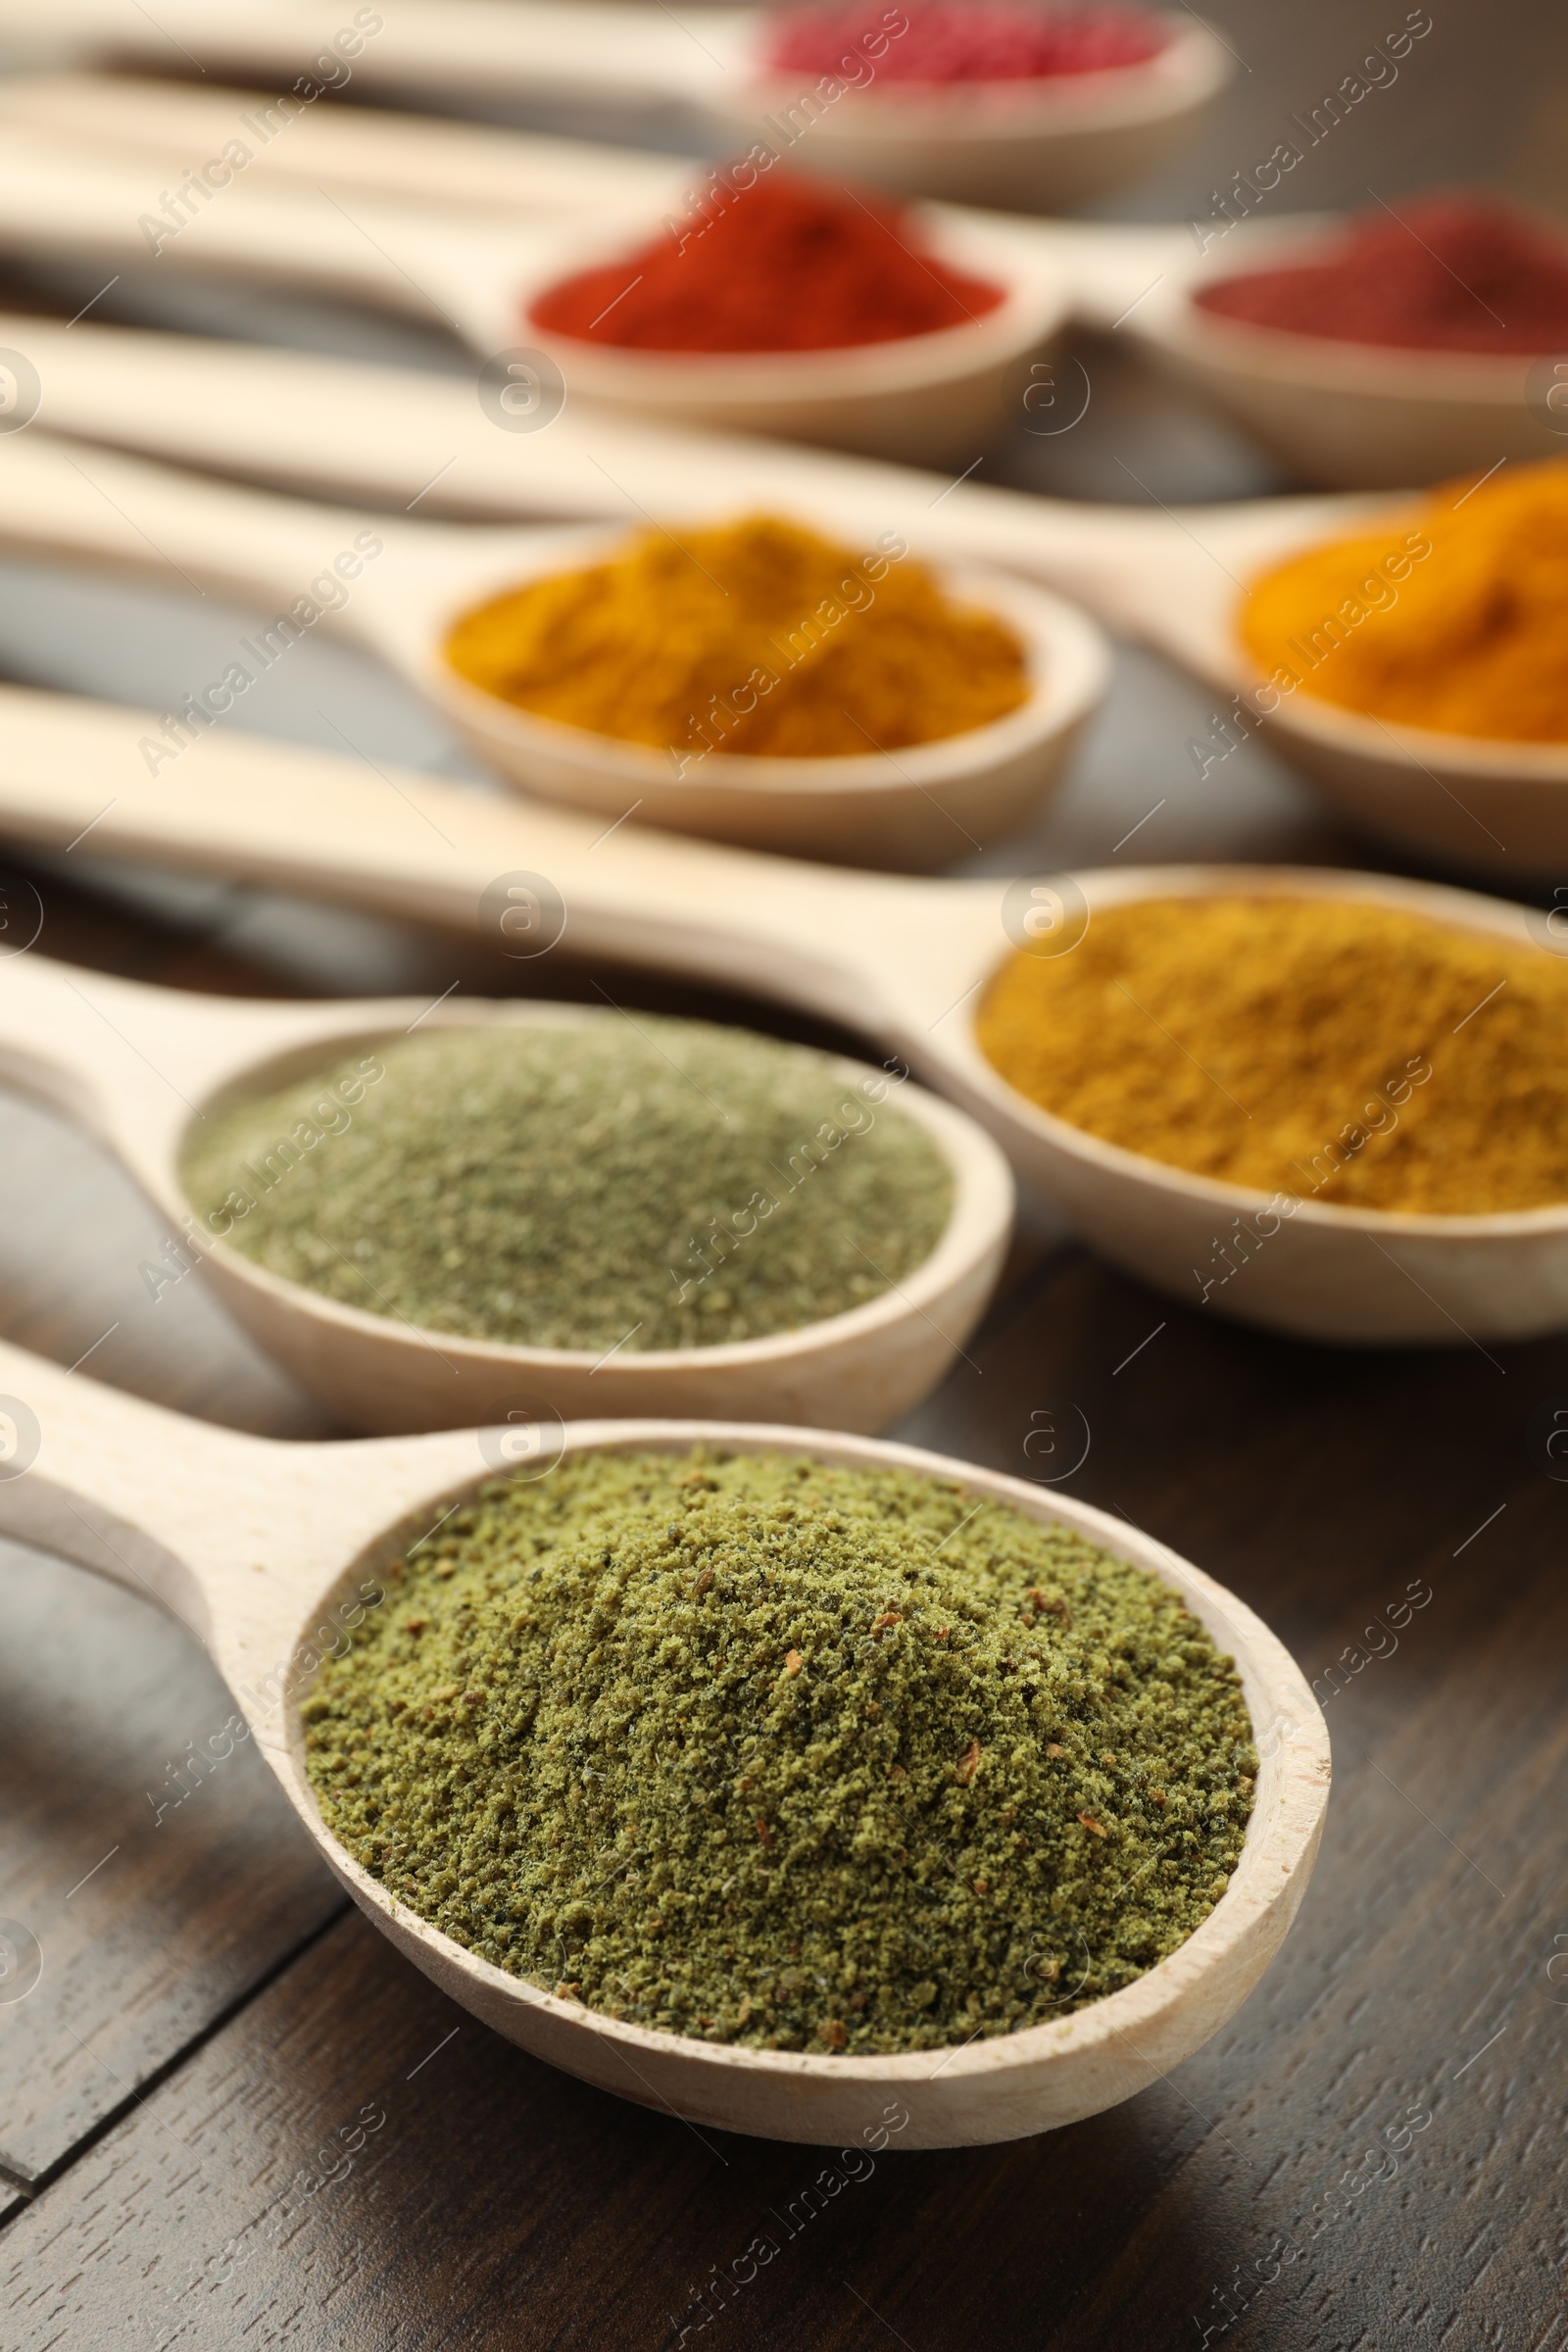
left=1241, top=459, right=1568, bottom=742
left=443, top=513, right=1029, bottom=762
left=976, top=895, right=1568, bottom=1214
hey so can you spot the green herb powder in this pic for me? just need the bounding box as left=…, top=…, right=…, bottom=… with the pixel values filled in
left=304, top=1451, right=1256, bottom=2054
left=181, top=1018, right=953, bottom=1352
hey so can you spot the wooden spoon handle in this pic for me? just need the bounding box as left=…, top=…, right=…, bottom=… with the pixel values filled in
left=0, top=126, right=551, bottom=328
left=0, top=428, right=421, bottom=630
left=0, top=0, right=745, bottom=104
left=0, top=684, right=953, bottom=1028
left=4, top=312, right=1220, bottom=633
left=0, top=1330, right=488, bottom=1719
left=0, top=1334, right=271, bottom=1634
left=0, top=948, right=189, bottom=1132
left=0, top=72, right=687, bottom=217
left=0, top=943, right=377, bottom=1143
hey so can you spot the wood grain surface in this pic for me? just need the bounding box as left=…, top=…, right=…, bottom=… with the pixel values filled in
left=2, top=0, right=1567, bottom=2340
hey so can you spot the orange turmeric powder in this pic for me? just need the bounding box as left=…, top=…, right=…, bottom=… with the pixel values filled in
left=976, top=894, right=1568, bottom=1214
left=444, top=513, right=1029, bottom=763
left=1241, top=459, right=1568, bottom=742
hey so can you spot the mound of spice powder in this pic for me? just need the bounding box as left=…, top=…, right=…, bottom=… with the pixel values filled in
left=1242, top=460, right=1568, bottom=742
left=1195, top=192, right=1568, bottom=355
left=767, top=3, right=1170, bottom=81
left=976, top=895, right=1568, bottom=1215
left=181, top=1019, right=954, bottom=1351
left=303, top=1450, right=1255, bottom=2052
left=526, top=172, right=1003, bottom=351
left=444, top=514, right=1030, bottom=760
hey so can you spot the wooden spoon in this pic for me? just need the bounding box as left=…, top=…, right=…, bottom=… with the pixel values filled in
left=0, top=2, right=1232, bottom=214
left=0, top=947, right=1013, bottom=1434
left=1121, top=214, right=1568, bottom=491
left=0, top=1336, right=1329, bottom=2146
left=0, top=682, right=1562, bottom=1348
left=0, top=125, right=1069, bottom=467
left=0, top=429, right=1108, bottom=870
left=5, top=333, right=1556, bottom=877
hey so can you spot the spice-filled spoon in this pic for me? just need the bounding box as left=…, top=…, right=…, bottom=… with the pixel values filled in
left=0, top=1, right=1232, bottom=213
left=0, top=429, right=1108, bottom=870
left=3, top=339, right=1556, bottom=878
left=1115, top=199, right=1568, bottom=492
left=0, top=1336, right=1328, bottom=2145
left=0, top=682, right=1563, bottom=1348
left=0, top=126, right=1068, bottom=467
left=0, top=948, right=1012, bottom=1435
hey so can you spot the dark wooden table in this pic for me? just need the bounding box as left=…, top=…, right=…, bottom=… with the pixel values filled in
left=3, top=4, right=1568, bottom=2344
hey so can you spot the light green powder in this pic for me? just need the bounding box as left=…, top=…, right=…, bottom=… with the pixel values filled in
left=180, top=1017, right=953, bottom=1351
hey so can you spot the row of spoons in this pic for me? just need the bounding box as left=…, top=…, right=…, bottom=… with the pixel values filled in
left=0, top=16, right=1333, bottom=2157
left=0, top=74, right=1555, bottom=486
left=0, top=4, right=1232, bottom=211
left=0, top=27, right=1458, bottom=2148
left=0, top=390, right=1552, bottom=877
left=0, top=680, right=1563, bottom=1397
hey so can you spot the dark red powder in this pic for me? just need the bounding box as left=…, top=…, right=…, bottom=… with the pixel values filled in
left=767, top=2, right=1169, bottom=81
left=1194, top=192, right=1568, bottom=356
left=527, top=172, right=1004, bottom=353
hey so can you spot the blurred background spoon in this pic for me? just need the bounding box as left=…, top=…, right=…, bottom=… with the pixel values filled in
left=0, top=74, right=1549, bottom=489
left=1121, top=214, right=1568, bottom=489
left=0, top=346, right=1551, bottom=876
left=0, top=124, right=1070, bottom=463
left=0, top=1, right=1233, bottom=212
left=0, top=949, right=1014, bottom=1432
left=0, top=428, right=1110, bottom=867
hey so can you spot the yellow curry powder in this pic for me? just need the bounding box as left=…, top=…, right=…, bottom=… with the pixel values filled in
left=1241, top=459, right=1568, bottom=742
left=975, top=895, right=1568, bottom=1215
left=443, top=513, right=1029, bottom=762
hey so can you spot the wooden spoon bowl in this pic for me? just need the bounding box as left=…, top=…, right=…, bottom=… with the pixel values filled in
left=1135, top=216, right=1568, bottom=491
left=0, top=955, right=1014, bottom=1434
left=0, top=1344, right=1330, bottom=2147
left=928, top=863, right=1568, bottom=1348
left=415, top=530, right=1109, bottom=869
left=1164, top=300, right=1565, bottom=492
left=514, top=203, right=1069, bottom=466
left=719, top=15, right=1234, bottom=213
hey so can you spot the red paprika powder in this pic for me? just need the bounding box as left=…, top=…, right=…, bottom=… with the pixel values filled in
left=526, top=173, right=1004, bottom=353
left=767, top=2, right=1170, bottom=81
left=1195, top=192, right=1568, bottom=356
